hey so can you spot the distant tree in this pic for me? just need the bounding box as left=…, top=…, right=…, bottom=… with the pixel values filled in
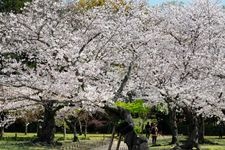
left=0, top=111, right=16, bottom=138
left=17, top=106, right=43, bottom=135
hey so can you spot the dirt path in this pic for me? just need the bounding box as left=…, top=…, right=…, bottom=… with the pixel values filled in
left=92, top=141, right=128, bottom=150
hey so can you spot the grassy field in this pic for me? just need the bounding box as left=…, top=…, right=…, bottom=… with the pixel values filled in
left=0, top=133, right=111, bottom=150
left=149, top=135, right=225, bottom=150
left=0, top=133, right=225, bottom=149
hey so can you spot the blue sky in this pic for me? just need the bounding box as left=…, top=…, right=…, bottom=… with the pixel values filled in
left=148, top=0, right=225, bottom=5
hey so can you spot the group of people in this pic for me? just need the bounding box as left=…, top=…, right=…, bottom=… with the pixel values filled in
left=145, top=122, right=158, bottom=145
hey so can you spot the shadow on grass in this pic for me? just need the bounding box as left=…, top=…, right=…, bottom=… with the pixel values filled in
left=0, top=140, right=63, bottom=150
left=0, top=136, right=64, bottom=150
left=149, top=138, right=221, bottom=150
left=0, top=136, right=36, bottom=141
left=150, top=144, right=162, bottom=147
left=200, top=139, right=220, bottom=145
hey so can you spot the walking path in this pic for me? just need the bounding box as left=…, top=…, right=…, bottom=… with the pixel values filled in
left=61, top=139, right=128, bottom=150
left=92, top=141, right=128, bottom=150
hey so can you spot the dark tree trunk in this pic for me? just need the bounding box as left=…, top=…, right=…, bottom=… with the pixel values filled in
left=65, top=117, right=79, bottom=142
left=108, top=125, right=116, bottom=150
left=0, top=126, right=4, bottom=138
left=199, top=116, right=205, bottom=143
left=63, top=119, right=66, bottom=140
left=37, top=102, right=56, bottom=144
left=104, top=105, right=148, bottom=150
left=112, top=62, right=133, bottom=102
left=185, top=116, right=199, bottom=149
left=164, top=97, right=179, bottom=145
left=73, top=122, right=79, bottom=142
left=84, top=120, right=87, bottom=138
left=116, top=133, right=122, bottom=150
left=181, top=109, right=200, bottom=150
left=78, top=120, right=82, bottom=135
left=169, top=107, right=178, bottom=145
left=37, top=121, right=41, bottom=138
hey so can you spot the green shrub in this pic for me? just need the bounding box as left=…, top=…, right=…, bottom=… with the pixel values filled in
left=134, top=126, right=142, bottom=134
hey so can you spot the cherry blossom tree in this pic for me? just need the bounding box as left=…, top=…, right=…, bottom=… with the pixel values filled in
left=17, top=106, right=43, bottom=135
left=0, top=0, right=154, bottom=145
left=2, top=0, right=225, bottom=149
left=0, top=111, right=16, bottom=138
left=130, top=0, right=225, bottom=149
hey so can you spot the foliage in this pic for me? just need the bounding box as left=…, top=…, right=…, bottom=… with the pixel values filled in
left=76, top=0, right=106, bottom=9
left=134, top=125, right=142, bottom=134
left=74, top=0, right=129, bottom=11
left=0, top=0, right=31, bottom=13
left=115, top=99, right=151, bottom=133
left=115, top=99, right=150, bottom=117
left=154, top=103, right=169, bottom=115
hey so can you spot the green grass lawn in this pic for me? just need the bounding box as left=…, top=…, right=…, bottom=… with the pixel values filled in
left=149, top=135, right=225, bottom=150
left=1, top=133, right=225, bottom=149
left=0, top=133, right=111, bottom=150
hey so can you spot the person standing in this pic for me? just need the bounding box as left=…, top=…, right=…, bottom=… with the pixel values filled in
left=145, top=122, right=151, bottom=139
left=151, top=123, right=158, bottom=145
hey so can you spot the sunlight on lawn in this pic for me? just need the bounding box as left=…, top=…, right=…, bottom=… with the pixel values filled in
left=1, top=133, right=225, bottom=149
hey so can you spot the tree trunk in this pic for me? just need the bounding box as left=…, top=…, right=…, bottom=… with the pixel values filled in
left=104, top=105, right=142, bottom=150
left=199, top=116, right=205, bottom=143
left=169, top=107, right=178, bottom=144
left=63, top=119, right=66, bottom=140
left=78, top=120, right=82, bottom=135
left=38, top=103, right=56, bottom=144
left=141, top=118, right=146, bottom=134
left=0, top=126, right=4, bottom=138
left=182, top=110, right=200, bottom=150
left=116, top=133, right=122, bottom=150
left=84, top=120, right=87, bottom=138
left=25, top=123, right=29, bottom=135
left=108, top=125, right=116, bottom=150
left=37, top=122, right=40, bottom=137
left=14, top=123, right=17, bottom=140
left=65, top=117, right=79, bottom=142
left=73, top=122, right=79, bottom=142
left=15, top=132, right=17, bottom=140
